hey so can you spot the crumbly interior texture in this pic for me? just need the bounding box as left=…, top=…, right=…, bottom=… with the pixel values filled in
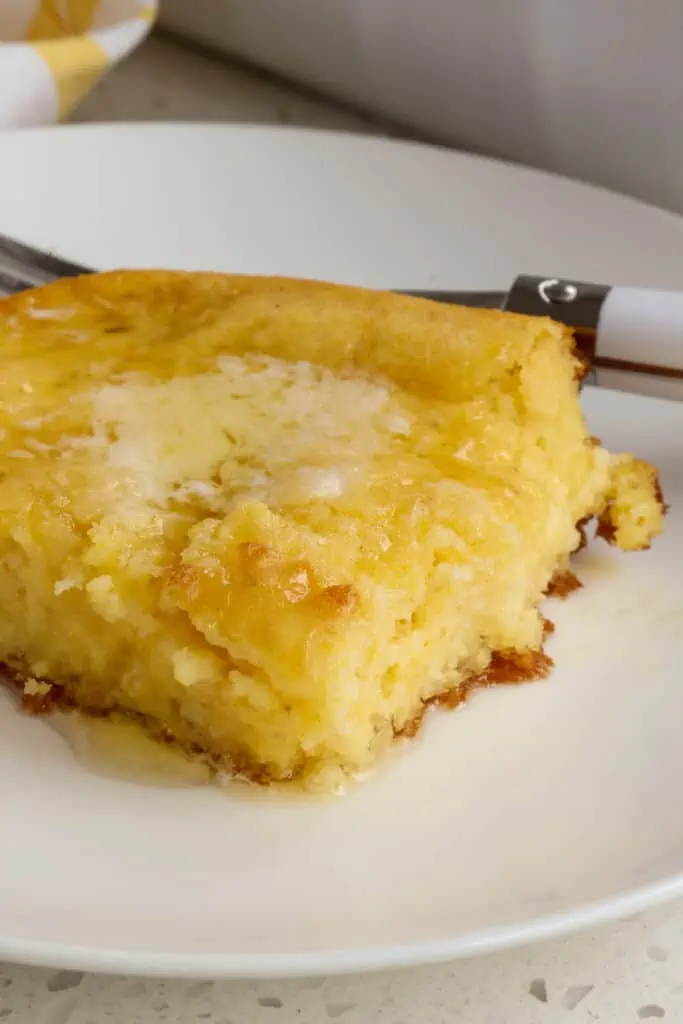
left=0, top=271, right=664, bottom=790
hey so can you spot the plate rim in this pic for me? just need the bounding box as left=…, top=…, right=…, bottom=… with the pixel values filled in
left=2, top=872, right=683, bottom=978
left=4, top=119, right=683, bottom=241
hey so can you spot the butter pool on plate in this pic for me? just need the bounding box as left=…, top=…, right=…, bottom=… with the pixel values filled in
left=0, top=271, right=664, bottom=791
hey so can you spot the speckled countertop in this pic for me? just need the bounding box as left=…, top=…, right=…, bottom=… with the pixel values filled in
left=3, top=30, right=683, bottom=1024
left=2, top=910, right=683, bottom=1023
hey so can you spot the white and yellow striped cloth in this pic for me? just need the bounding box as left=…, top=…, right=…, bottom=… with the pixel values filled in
left=0, top=1, right=157, bottom=128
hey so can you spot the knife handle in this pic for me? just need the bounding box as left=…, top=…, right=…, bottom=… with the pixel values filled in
left=597, top=287, right=683, bottom=377
left=506, top=276, right=683, bottom=381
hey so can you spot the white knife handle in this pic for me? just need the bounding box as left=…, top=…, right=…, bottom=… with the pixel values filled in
left=506, top=276, right=683, bottom=382
left=597, top=287, right=683, bottom=372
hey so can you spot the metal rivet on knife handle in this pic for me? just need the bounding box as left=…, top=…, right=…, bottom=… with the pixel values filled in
left=503, top=274, right=612, bottom=372
left=504, top=275, right=683, bottom=382
left=503, top=275, right=610, bottom=332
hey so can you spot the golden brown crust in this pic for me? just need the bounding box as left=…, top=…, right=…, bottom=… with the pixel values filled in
left=238, top=542, right=277, bottom=572
left=318, top=584, right=359, bottom=615
left=597, top=460, right=667, bottom=550
left=451, top=648, right=554, bottom=691
left=595, top=514, right=617, bottom=546
left=545, top=569, right=583, bottom=599
left=3, top=645, right=551, bottom=786
left=654, top=470, right=670, bottom=516
left=0, top=269, right=574, bottom=405
left=396, top=648, right=553, bottom=742
left=574, top=517, right=591, bottom=552
left=570, top=334, right=594, bottom=381
left=1, top=662, right=271, bottom=782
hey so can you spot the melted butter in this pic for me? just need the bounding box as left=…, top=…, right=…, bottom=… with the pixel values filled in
left=50, top=711, right=213, bottom=788
left=46, top=710, right=333, bottom=800
left=573, top=551, right=620, bottom=581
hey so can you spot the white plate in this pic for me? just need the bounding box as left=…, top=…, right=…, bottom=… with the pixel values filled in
left=1, top=124, right=683, bottom=980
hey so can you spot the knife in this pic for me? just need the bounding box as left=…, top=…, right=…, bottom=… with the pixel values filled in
left=405, top=276, right=683, bottom=384
left=1, top=232, right=682, bottom=384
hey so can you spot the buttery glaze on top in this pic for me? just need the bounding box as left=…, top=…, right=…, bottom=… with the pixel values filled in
left=0, top=271, right=665, bottom=791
